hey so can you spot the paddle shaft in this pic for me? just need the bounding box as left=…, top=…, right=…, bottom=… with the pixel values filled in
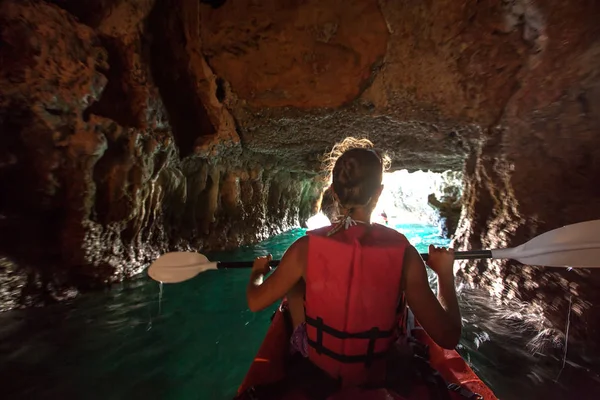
left=216, top=250, right=493, bottom=269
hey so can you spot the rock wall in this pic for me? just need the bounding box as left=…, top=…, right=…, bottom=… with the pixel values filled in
left=0, top=0, right=322, bottom=310
left=196, top=0, right=479, bottom=173
left=453, top=2, right=600, bottom=347
left=428, top=171, right=463, bottom=238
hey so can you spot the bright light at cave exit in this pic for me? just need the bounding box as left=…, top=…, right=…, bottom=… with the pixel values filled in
left=306, top=170, right=443, bottom=230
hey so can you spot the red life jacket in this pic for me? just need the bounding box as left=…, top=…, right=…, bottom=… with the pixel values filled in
left=305, top=223, right=410, bottom=386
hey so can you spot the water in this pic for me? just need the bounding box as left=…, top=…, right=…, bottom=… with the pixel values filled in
left=1, top=224, right=599, bottom=399
left=455, top=289, right=600, bottom=400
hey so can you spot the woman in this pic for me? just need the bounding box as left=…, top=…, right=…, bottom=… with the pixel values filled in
left=245, top=138, right=461, bottom=395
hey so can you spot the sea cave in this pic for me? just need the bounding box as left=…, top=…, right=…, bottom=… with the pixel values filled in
left=1, top=0, right=600, bottom=399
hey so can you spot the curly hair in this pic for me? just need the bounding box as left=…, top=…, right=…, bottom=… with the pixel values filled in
left=322, top=137, right=390, bottom=211
left=320, top=186, right=338, bottom=222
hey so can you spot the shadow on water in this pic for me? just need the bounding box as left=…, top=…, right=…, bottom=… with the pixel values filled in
left=457, top=288, right=600, bottom=399
left=0, top=225, right=599, bottom=399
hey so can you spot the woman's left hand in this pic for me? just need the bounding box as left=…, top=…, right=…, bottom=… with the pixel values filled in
left=251, top=254, right=273, bottom=276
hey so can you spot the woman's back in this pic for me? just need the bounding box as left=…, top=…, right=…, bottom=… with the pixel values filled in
left=304, top=223, right=409, bottom=385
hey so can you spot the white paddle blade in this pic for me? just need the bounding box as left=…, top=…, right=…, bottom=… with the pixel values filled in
left=492, top=219, right=600, bottom=268
left=147, top=252, right=218, bottom=283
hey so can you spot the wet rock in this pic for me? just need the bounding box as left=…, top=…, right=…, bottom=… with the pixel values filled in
left=453, top=0, right=600, bottom=347
left=428, top=171, right=462, bottom=238
left=428, top=193, right=458, bottom=238
left=198, top=0, right=389, bottom=109
left=0, top=0, right=321, bottom=310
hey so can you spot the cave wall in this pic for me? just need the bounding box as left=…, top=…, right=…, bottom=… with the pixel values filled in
left=0, top=0, right=322, bottom=310
left=201, top=0, right=528, bottom=173
left=453, top=2, right=600, bottom=346
left=428, top=171, right=463, bottom=238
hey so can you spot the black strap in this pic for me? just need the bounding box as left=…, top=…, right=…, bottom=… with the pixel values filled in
left=306, top=315, right=394, bottom=366
left=315, top=317, right=324, bottom=354
left=365, top=327, right=380, bottom=368
left=306, top=337, right=389, bottom=363
left=306, top=315, right=394, bottom=339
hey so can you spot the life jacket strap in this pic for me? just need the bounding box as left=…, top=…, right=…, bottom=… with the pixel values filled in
left=306, top=315, right=395, bottom=339
left=306, top=337, right=389, bottom=365
left=306, top=315, right=394, bottom=367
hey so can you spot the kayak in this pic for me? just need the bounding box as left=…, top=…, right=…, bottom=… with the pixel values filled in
left=235, top=301, right=498, bottom=400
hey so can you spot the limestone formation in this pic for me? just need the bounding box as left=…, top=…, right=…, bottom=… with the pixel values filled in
left=430, top=171, right=462, bottom=238
left=0, top=0, right=322, bottom=309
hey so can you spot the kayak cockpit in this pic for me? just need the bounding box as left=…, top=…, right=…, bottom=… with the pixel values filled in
left=235, top=301, right=496, bottom=400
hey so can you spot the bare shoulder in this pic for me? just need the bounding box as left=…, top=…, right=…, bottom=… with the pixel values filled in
left=403, top=244, right=420, bottom=260
left=401, top=244, right=427, bottom=290
left=295, top=235, right=310, bottom=246
left=283, top=235, right=309, bottom=259
left=402, top=244, right=424, bottom=273
left=279, top=235, right=309, bottom=276
left=373, top=223, right=410, bottom=243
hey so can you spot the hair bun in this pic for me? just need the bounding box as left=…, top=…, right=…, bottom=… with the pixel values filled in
left=331, top=146, right=385, bottom=208
left=337, top=157, right=361, bottom=186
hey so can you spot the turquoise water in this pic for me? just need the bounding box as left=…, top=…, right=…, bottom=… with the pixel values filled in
left=1, top=224, right=599, bottom=399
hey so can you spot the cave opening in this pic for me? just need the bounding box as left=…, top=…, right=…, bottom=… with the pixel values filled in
left=307, top=169, right=463, bottom=238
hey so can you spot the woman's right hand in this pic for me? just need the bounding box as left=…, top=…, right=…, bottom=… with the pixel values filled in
left=426, top=244, right=455, bottom=277
left=251, top=254, right=273, bottom=277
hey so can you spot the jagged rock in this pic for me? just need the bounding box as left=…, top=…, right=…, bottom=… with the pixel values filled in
left=427, top=171, right=463, bottom=238
left=0, top=0, right=322, bottom=310
left=453, top=1, right=600, bottom=347
left=428, top=195, right=459, bottom=239
left=198, top=0, right=390, bottom=109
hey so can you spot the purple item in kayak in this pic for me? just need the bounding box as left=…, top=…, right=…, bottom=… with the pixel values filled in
left=289, top=322, right=309, bottom=357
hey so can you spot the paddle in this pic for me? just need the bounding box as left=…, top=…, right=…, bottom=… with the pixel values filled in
left=147, top=219, right=600, bottom=283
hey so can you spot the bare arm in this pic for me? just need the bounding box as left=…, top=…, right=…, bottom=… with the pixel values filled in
left=402, top=245, right=461, bottom=349
left=246, top=236, right=308, bottom=312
